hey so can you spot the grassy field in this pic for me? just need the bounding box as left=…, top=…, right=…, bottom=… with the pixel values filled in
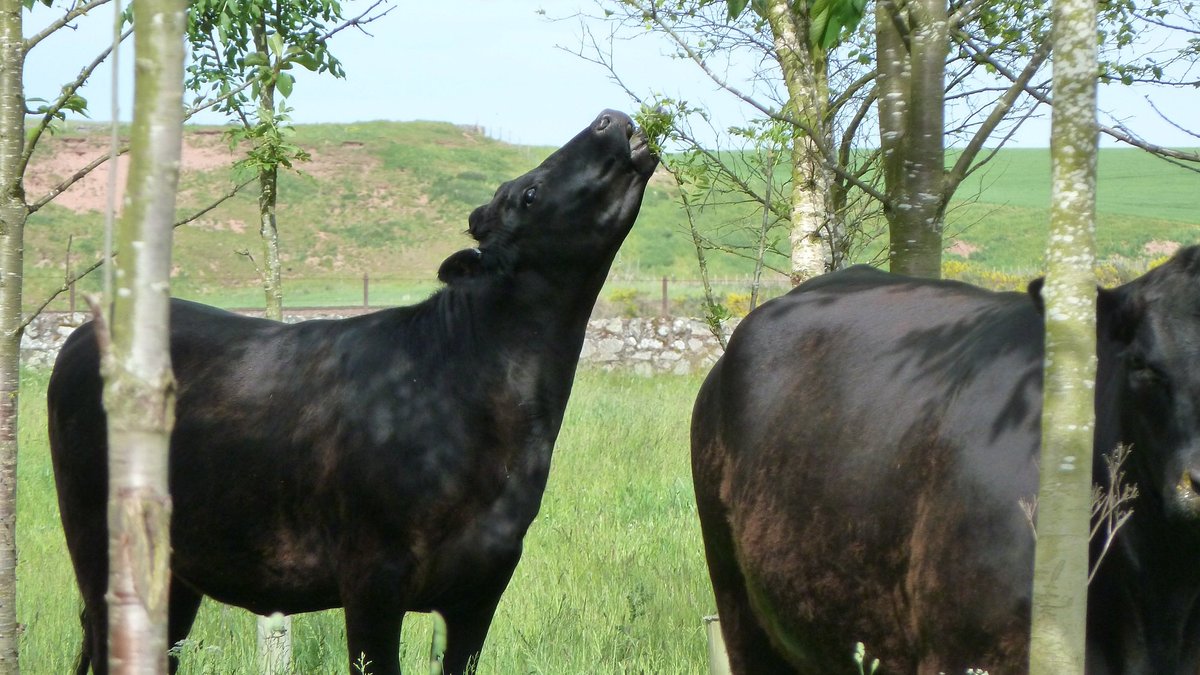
left=942, top=148, right=1199, bottom=272
left=16, top=368, right=713, bottom=674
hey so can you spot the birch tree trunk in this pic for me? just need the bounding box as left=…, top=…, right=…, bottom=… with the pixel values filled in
left=876, top=0, right=948, bottom=279
left=1029, top=0, right=1099, bottom=668
left=0, top=0, right=22, bottom=669
left=101, top=0, right=185, bottom=668
left=763, top=0, right=838, bottom=284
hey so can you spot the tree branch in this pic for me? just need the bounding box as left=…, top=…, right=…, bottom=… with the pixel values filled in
left=945, top=35, right=1052, bottom=198
left=21, top=178, right=254, bottom=330
left=24, top=0, right=116, bottom=51
left=598, top=2, right=890, bottom=205
left=965, top=36, right=1200, bottom=165
left=23, top=26, right=134, bottom=175
left=28, top=141, right=128, bottom=215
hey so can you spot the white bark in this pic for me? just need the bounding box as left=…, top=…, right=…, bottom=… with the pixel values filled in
left=764, top=0, right=836, bottom=284
left=0, top=0, right=23, bottom=669
left=101, top=0, right=185, bottom=669
left=1029, top=0, right=1100, bottom=668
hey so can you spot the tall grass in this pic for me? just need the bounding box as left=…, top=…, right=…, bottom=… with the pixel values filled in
left=16, top=369, right=711, bottom=674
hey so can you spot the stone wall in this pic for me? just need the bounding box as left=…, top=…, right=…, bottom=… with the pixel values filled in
left=22, top=312, right=731, bottom=375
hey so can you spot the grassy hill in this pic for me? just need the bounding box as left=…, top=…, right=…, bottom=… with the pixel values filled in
left=943, top=148, right=1198, bottom=273
left=21, top=121, right=1199, bottom=314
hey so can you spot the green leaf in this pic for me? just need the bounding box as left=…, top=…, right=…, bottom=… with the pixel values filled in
left=806, top=0, right=869, bottom=50
left=243, top=51, right=269, bottom=68
left=725, top=0, right=749, bottom=20
left=276, top=72, right=294, bottom=98
left=291, top=53, right=320, bottom=71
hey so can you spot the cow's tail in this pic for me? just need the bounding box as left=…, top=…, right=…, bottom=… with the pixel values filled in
left=74, top=608, right=92, bottom=675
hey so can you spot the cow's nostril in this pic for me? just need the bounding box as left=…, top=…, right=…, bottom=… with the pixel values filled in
left=1190, top=467, right=1200, bottom=492
left=625, top=122, right=634, bottom=140
left=596, top=115, right=612, bottom=132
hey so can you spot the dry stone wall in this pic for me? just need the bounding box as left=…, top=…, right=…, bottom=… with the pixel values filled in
left=22, top=312, right=731, bottom=375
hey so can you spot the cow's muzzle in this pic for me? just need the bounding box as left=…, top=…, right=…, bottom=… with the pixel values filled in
left=1175, top=467, right=1200, bottom=518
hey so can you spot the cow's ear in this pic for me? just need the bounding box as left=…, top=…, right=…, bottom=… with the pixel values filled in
left=1099, top=286, right=1143, bottom=344
left=1026, top=277, right=1046, bottom=315
left=437, top=248, right=485, bottom=284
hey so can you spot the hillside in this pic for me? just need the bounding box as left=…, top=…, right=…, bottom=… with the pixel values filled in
left=22, top=121, right=1200, bottom=313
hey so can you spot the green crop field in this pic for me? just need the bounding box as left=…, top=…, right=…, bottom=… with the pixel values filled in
left=17, top=368, right=713, bottom=674
left=942, top=148, right=1199, bottom=273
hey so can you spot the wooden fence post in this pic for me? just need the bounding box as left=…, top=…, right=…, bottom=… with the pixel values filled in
left=704, top=615, right=732, bottom=675
left=661, top=276, right=669, bottom=317
left=257, top=612, right=292, bottom=675
left=363, top=272, right=369, bottom=309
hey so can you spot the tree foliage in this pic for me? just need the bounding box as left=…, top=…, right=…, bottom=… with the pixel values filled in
left=186, top=0, right=387, bottom=323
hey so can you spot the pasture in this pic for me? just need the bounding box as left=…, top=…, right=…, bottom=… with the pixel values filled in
left=17, top=368, right=712, bottom=674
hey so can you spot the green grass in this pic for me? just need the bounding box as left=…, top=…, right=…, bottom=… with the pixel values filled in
left=16, top=369, right=711, bottom=674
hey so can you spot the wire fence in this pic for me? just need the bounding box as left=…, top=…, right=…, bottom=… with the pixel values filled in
left=25, top=272, right=795, bottom=319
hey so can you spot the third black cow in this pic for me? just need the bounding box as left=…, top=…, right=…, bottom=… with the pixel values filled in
left=692, top=253, right=1200, bottom=674
left=49, top=110, right=657, bottom=675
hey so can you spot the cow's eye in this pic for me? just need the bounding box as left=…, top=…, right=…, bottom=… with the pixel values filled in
left=523, top=187, right=537, bottom=206
left=1127, top=355, right=1166, bottom=389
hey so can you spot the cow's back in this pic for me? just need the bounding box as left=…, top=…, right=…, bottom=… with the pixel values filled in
left=693, top=266, right=1046, bottom=673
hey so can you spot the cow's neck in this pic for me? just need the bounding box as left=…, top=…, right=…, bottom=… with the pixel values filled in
left=431, top=259, right=610, bottom=408
left=417, top=263, right=610, bottom=541
left=1092, top=496, right=1200, bottom=668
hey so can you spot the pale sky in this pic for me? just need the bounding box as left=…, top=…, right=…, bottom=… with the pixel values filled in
left=23, top=0, right=1199, bottom=149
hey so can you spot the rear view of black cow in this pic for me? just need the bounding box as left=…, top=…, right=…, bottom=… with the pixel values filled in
left=48, top=110, right=657, bottom=675
left=692, top=253, right=1200, bottom=674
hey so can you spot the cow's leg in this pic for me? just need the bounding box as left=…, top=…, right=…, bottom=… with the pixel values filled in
left=77, top=582, right=109, bottom=675
left=60, top=483, right=110, bottom=674
left=437, top=552, right=519, bottom=675
left=694, top=472, right=795, bottom=674
left=166, top=582, right=204, bottom=674
left=344, top=607, right=403, bottom=675
left=75, top=577, right=200, bottom=675
left=73, top=607, right=95, bottom=675
left=700, top=525, right=798, bottom=674
left=343, top=589, right=405, bottom=675
left=438, top=593, right=505, bottom=675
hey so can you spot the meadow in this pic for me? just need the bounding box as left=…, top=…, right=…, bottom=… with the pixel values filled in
left=16, top=368, right=714, bottom=674
left=15, top=122, right=1198, bottom=672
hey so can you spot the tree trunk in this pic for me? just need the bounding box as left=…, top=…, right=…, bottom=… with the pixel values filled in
left=763, top=0, right=837, bottom=284
left=101, top=0, right=185, bottom=668
left=257, top=162, right=283, bottom=321
left=249, top=25, right=293, bottom=671
left=0, top=0, right=23, bottom=669
left=1029, top=0, right=1099, bottom=669
left=252, top=22, right=283, bottom=322
left=877, top=0, right=947, bottom=279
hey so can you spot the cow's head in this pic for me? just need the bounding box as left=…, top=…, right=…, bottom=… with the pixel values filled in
left=438, top=110, right=658, bottom=283
left=1100, top=246, right=1200, bottom=523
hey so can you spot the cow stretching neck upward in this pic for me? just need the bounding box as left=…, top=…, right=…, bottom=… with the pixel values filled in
left=692, top=251, right=1200, bottom=674
left=48, top=110, right=658, bottom=675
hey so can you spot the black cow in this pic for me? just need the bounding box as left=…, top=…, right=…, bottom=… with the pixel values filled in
left=48, top=109, right=658, bottom=675
left=691, top=253, right=1200, bottom=674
